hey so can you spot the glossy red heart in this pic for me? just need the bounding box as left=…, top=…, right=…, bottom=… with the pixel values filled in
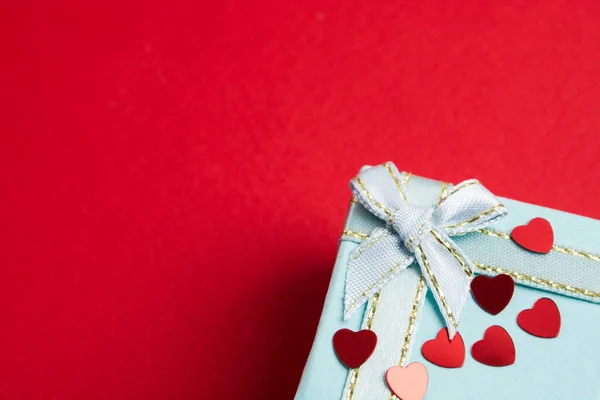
left=470, top=274, right=515, bottom=315
left=517, top=298, right=561, bottom=338
left=421, top=328, right=465, bottom=368
left=332, top=328, right=377, bottom=368
left=511, top=217, right=554, bottom=253
left=471, top=326, right=515, bottom=367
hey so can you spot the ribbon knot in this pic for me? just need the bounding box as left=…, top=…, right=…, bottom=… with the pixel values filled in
left=344, top=162, right=507, bottom=338
left=390, top=205, right=434, bottom=252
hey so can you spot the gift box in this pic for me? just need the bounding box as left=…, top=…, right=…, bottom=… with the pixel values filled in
left=294, top=162, right=600, bottom=400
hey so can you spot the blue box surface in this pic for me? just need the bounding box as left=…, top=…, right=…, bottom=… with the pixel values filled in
left=295, top=166, right=600, bottom=400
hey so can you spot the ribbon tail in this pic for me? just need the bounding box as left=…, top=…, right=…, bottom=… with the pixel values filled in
left=344, top=227, right=414, bottom=320
left=413, top=230, right=474, bottom=338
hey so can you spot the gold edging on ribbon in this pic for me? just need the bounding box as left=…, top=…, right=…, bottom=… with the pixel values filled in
left=438, top=182, right=449, bottom=204
left=443, top=204, right=506, bottom=230
left=431, top=229, right=474, bottom=278
left=353, top=178, right=393, bottom=217
left=345, top=292, right=380, bottom=400
left=346, top=257, right=410, bottom=312
left=384, top=163, right=408, bottom=204
left=342, top=229, right=600, bottom=299
left=344, top=228, right=600, bottom=265
left=342, top=230, right=369, bottom=240
left=351, top=235, right=385, bottom=261
left=478, top=228, right=511, bottom=239
left=437, top=180, right=481, bottom=206
left=399, top=277, right=425, bottom=366
left=474, top=263, right=600, bottom=298
left=478, top=229, right=600, bottom=262
left=345, top=369, right=359, bottom=400
left=388, top=277, right=425, bottom=400
left=452, top=180, right=481, bottom=192
left=365, top=292, right=380, bottom=329
left=552, top=246, right=600, bottom=262
left=416, top=245, right=458, bottom=328
left=404, top=172, right=412, bottom=187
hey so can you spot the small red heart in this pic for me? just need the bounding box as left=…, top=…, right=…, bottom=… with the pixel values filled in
left=421, top=328, right=465, bottom=368
left=386, top=362, right=428, bottom=400
left=517, top=298, right=561, bottom=338
left=470, top=274, right=515, bottom=315
left=332, top=328, right=377, bottom=368
left=471, top=326, right=515, bottom=367
left=511, top=217, right=554, bottom=254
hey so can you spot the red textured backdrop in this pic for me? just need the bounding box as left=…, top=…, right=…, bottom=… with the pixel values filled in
left=1, top=1, right=599, bottom=399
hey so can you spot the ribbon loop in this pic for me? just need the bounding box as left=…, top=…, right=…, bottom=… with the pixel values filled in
left=432, top=180, right=506, bottom=235
left=344, top=162, right=507, bottom=338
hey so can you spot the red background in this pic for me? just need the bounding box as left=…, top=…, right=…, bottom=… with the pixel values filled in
left=1, top=1, right=599, bottom=399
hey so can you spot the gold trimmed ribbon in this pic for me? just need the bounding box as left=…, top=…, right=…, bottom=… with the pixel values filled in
left=344, top=162, right=507, bottom=338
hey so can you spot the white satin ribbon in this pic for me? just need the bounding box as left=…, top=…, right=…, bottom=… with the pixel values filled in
left=344, top=162, right=507, bottom=337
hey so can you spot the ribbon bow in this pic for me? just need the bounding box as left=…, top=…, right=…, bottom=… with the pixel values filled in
left=344, top=163, right=507, bottom=338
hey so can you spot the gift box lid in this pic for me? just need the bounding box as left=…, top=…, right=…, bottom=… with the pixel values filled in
left=295, top=163, right=600, bottom=400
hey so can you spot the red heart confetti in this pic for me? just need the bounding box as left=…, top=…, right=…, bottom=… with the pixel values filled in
left=332, top=328, right=377, bottom=368
left=471, top=326, right=515, bottom=367
left=470, top=274, right=515, bottom=315
left=421, top=328, right=465, bottom=368
left=511, top=217, right=554, bottom=254
left=517, top=297, right=561, bottom=338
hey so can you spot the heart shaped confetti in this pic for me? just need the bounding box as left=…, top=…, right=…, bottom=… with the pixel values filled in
left=386, top=362, right=428, bottom=400
left=517, top=297, right=561, bottom=338
left=470, top=274, right=515, bottom=315
left=421, top=328, right=465, bottom=368
left=511, top=217, right=554, bottom=254
left=471, top=326, right=515, bottom=367
left=332, top=328, right=377, bottom=368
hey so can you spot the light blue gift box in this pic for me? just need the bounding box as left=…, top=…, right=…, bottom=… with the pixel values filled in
left=295, top=163, right=600, bottom=400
